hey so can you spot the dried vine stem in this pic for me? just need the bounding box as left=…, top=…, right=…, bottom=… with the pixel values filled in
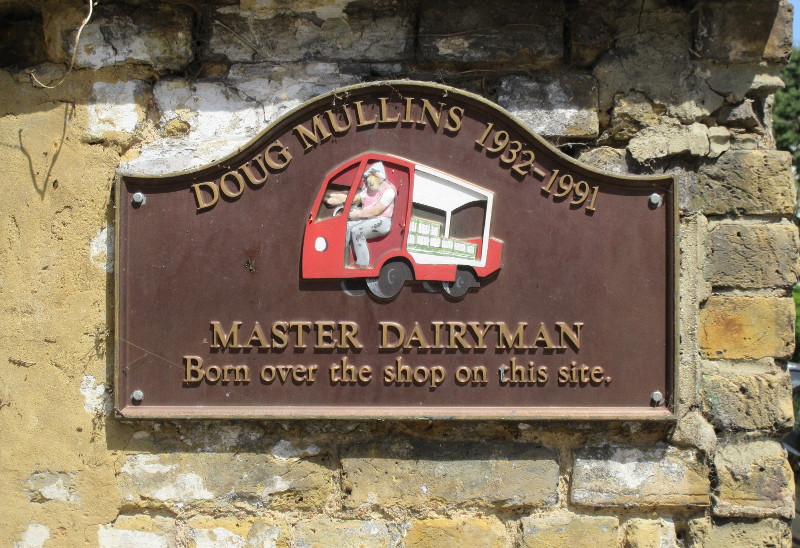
left=30, top=0, right=96, bottom=89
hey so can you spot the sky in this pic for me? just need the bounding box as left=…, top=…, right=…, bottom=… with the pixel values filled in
left=793, top=0, right=800, bottom=45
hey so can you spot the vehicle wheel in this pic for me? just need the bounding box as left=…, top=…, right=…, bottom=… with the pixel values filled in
left=366, top=261, right=411, bottom=299
left=422, top=281, right=442, bottom=293
left=443, top=269, right=477, bottom=298
left=340, top=279, right=366, bottom=297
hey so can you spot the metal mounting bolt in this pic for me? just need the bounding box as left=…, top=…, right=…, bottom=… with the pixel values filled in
left=648, top=193, right=662, bottom=208
left=650, top=390, right=664, bottom=406
left=131, top=389, right=144, bottom=404
left=132, top=192, right=146, bottom=206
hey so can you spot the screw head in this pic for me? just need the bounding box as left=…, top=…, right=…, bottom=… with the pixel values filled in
left=650, top=390, right=664, bottom=405
left=132, top=192, right=146, bottom=206
left=648, top=193, right=662, bottom=208
left=131, top=389, right=144, bottom=404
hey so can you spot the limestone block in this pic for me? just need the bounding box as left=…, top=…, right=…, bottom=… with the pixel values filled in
left=707, top=127, right=731, bottom=158
left=627, top=122, right=709, bottom=163
left=695, top=1, right=793, bottom=63
left=226, top=62, right=359, bottom=123
left=702, top=370, right=793, bottom=431
left=417, top=0, right=564, bottom=67
left=86, top=81, right=148, bottom=143
left=704, top=222, right=800, bottom=289
left=98, top=526, right=170, bottom=548
left=121, top=80, right=266, bottom=175
left=601, top=91, right=664, bottom=145
left=97, top=516, right=176, bottom=548
left=576, top=147, right=629, bottom=174
left=12, top=524, right=50, bottom=548
left=699, top=297, right=794, bottom=360
left=520, top=514, right=619, bottom=547
left=204, top=2, right=412, bottom=63
left=713, top=441, right=794, bottom=519
left=341, top=440, right=559, bottom=509
left=404, top=518, right=506, bottom=548
left=497, top=74, right=599, bottom=138
left=46, top=2, right=194, bottom=71
left=689, top=518, right=791, bottom=547
left=25, top=471, right=78, bottom=503
left=716, top=100, right=761, bottom=131
left=566, top=1, right=620, bottom=67
left=669, top=410, right=717, bottom=455
left=624, top=518, right=677, bottom=548
left=292, top=519, right=399, bottom=547
left=594, top=33, right=723, bottom=123
left=696, top=150, right=796, bottom=215
left=707, top=64, right=785, bottom=103
left=571, top=445, right=710, bottom=508
left=117, top=453, right=331, bottom=510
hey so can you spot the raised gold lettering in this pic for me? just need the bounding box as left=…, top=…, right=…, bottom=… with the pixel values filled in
left=211, top=321, right=242, bottom=349
left=402, top=96, right=415, bottom=123
left=247, top=322, right=269, bottom=348
left=325, top=108, right=353, bottom=134
left=240, top=155, right=269, bottom=186
left=264, top=140, right=292, bottom=170
left=184, top=356, right=204, bottom=382
left=378, top=97, right=400, bottom=123
left=531, top=323, right=556, bottom=349
left=417, top=99, right=445, bottom=129
left=557, top=322, right=583, bottom=350
left=468, top=321, right=494, bottom=349
left=354, top=100, right=378, bottom=127
left=445, top=106, right=464, bottom=132
left=404, top=323, right=431, bottom=349
left=316, top=321, right=336, bottom=349
left=294, top=116, right=332, bottom=150
left=447, top=321, right=470, bottom=349
left=192, top=181, right=219, bottom=211
left=496, top=322, right=527, bottom=349
left=219, top=170, right=245, bottom=199
left=271, top=322, right=289, bottom=349
left=339, top=321, right=363, bottom=349
left=380, top=321, right=404, bottom=349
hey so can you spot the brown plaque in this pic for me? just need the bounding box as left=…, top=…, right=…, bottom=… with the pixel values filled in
left=115, top=81, right=676, bottom=420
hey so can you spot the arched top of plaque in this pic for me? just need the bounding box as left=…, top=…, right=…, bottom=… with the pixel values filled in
left=120, top=80, right=673, bottom=192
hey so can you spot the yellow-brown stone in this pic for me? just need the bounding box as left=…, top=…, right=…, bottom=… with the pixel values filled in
left=405, top=518, right=506, bottom=548
left=699, top=297, right=794, bottom=359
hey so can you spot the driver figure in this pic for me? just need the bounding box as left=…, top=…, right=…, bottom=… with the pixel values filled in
left=325, top=161, right=396, bottom=267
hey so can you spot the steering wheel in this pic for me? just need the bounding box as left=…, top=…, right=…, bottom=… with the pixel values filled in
left=332, top=205, right=344, bottom=217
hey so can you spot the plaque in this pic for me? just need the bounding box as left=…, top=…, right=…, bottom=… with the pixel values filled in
left=115, top=82, right=676, bottom=419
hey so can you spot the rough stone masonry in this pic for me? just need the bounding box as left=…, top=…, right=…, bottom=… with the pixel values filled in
left=0, top=0, right=798, bottom=546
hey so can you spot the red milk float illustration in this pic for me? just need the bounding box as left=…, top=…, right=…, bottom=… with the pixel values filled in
left=302, top=153, right=503, bottom=299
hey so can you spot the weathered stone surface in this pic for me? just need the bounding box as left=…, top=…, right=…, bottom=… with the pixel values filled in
left=12, top=524, right=50, bottom=548
left=520, top=514, right=619, bottom=547
left=26, top=471, right=78, bottom=503
left=342, top=440, right=559, bottom=509
left=86, top=81, right=149, bottom=143
left=594, top=32, right=724, bottom=123
left=624, top=518, right=677, bottom=548
left=600, top=91, right=664, bottom=145
left=707, top=127, right=731, bottom=158
left=699, top=297, right=794, bottom=360
left=567, top=1, right=620, bottom=67
left=707, top=63, right=785, bottom=103
left=695, top=0, right=793, bottom=63
left=713, top=441, right=794, bottom=519
left=45, top=2, right=194, bottom=71
left=695, top=150, right=796, bottom=215
left=689, top=518, right=791, bottom=547
left=571, top=445, right=710, bottom=508
left=204, top=2, right=412, bottom=63
left=576, top=146, right=629, bottom=174
left=497, top=74, right=599, bottom=138
left=704, top=222, right=800, bottom=288
left=669, top=410, right=717, bottom=455
left=716, top=100, right=761, bottom=131
left=627, top=122, right=709, bottom=163
left=121, top=79, right=266, bottom=175
left=405, top=518, right=506, bottom=548
left=418, top=0, right=564, bottom=67
left=292, top=519, right=399, bottom=547
left=226, top=62, right=359, bottom=121
left=118, top=453, right=332, bottom=510
left=97, top=515, right=176, bottom=548
left=185, top=517, right=280, bottom=548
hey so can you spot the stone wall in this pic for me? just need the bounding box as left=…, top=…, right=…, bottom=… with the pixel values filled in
left=1, top=0, right=797, bottom=546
